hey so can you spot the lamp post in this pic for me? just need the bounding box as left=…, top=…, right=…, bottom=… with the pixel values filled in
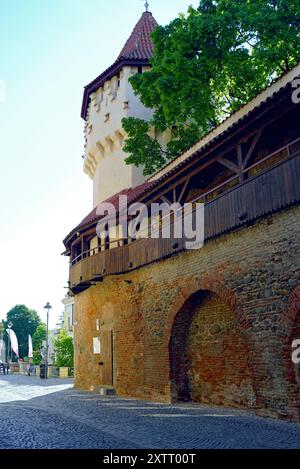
left=43, top=302, right=52, bottom=379
left=7, top=321, right=13, bottom=363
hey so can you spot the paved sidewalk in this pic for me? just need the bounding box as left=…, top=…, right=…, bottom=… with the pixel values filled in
left=0, top=375, right=300, bottom=449
left=0, top=374, right=73, bottom=403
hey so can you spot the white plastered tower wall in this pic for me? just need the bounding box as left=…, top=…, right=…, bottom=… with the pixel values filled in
left=83, top=65, right=153, bottom=207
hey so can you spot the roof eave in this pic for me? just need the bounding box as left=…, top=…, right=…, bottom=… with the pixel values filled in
left=147, top=63, right=300, bottom=183
left=63, top=218, right=98, bottom=251
left=81, top=57, right=151, bottom=120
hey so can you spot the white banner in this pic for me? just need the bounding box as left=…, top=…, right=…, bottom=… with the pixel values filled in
left=28, top=335, right=33, bottom=358
left=0, top=339, right=4, bottom=359
left=6, top=329, right=19, bottom=357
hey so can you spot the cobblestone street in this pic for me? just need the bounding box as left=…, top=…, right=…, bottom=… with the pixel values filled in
left=0, top=375, right=300, bottom=449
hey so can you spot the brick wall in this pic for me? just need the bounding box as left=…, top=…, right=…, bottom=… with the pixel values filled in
left=169, top=291, right=255, bottom=408
left=74, top=204, right=300, bottom=421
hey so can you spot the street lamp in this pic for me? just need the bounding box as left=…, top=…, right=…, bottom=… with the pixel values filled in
left=43, top=302, right=52, bottom=379
left=7, top=321, right=13, bottom=363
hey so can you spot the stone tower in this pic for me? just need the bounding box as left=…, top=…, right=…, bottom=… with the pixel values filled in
left=81, top=11, right=158, bottom=207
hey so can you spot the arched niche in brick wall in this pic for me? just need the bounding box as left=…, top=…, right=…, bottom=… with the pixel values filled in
left=281, top=285, right=300, bottom=420
left=168, top=289, right=256, bottom=409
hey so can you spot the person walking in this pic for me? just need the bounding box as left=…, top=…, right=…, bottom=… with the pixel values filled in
left=27, top=362, right=34, bottom=376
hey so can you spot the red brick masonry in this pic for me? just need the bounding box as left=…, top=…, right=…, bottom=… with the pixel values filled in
left=74, top=205, right=300, bottom=422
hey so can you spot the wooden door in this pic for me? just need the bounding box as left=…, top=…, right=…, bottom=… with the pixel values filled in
left=101, top=330, right=113, bottom=386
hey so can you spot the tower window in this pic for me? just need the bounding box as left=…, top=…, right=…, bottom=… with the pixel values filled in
left=138, top=66, right=143, bottom=74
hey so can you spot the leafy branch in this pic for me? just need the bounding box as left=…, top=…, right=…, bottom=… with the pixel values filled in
left=123, top=0, right=300, bottom=176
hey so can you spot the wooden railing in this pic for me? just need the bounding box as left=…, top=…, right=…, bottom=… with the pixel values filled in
left=70, top=152, right=300, bottom=293
left=71, top=136, right=300, bottom=267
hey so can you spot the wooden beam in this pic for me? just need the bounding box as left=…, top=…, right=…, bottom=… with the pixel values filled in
left=145, top=99, right=291, bottom=203
left=141, top=104, right=290, bottom=208
left=217, top=156, right=239, bottom=174
left=237, top=144, right=243, bottom=169
left=177, top=177, right=191, bottom=204
left=160, top=195, right=172, bottom=205
left=145, top=151, right=237, bottom=207
left=243, top=129, right=263, bottom=169
left=237, top=144, right=244, bottom=182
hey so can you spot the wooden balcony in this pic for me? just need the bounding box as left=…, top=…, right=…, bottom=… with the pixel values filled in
left=70, top=152, right=300, bottom=294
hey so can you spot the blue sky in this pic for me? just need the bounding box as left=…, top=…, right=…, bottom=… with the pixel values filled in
left=0, top=0, right=198, bottom=327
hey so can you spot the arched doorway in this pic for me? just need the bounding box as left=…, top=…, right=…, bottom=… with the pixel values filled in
left=169, top=290, right=255, bottom=409
left=285, top=288, right=300, bottom=419
left=290, top=310, right=300, bottom=385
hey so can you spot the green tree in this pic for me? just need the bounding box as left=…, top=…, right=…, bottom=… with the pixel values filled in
left=122, top=0, right=300, bottom=175
left=56, top=312, right=65, bottom=328
left=4, top=305, right=41, bottom=360
left=32, top=323, right=47, bottom=365
left=53, top=329, right=74, bottom=368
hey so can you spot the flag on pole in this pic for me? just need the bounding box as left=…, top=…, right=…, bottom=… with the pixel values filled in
left=6, top=329, right=19, bottom=357
left=28, top=335, right=33, bottom=358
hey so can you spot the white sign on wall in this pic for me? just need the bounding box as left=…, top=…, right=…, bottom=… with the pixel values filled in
left=93, top=337, right=101, bottom=354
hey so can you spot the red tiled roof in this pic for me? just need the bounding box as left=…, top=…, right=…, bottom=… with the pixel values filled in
left=81, top=12, right=158, bottom=120
left=118, top=12, right=158, bottom=61
left=64, top=182, right=154, bottom=247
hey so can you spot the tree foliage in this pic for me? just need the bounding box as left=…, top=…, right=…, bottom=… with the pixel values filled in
left=122, top=0, right=300, bottom=175
left=4, top=305, right=41, bottom=359
left=53, top=329, right=74, bottom=368
left=32, top=323, right=47, bottom=365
